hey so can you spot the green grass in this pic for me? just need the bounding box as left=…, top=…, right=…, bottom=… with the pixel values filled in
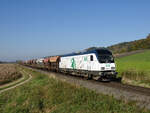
left=116, top=50, right=150, bottom=72
left=116, top=50, right=150, bottom=86
left=0, top=68, right=149, bottom=113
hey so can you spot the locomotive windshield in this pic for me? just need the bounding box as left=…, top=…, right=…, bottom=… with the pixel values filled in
left=97, top=49, right=114, bottom=63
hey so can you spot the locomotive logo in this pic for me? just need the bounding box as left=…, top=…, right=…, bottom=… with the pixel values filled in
left=84, top=56, right=88, bottom=61
left=71, top=58, right=76, bottom=69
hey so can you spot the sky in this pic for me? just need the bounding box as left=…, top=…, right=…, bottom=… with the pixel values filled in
left=0, top=0, right=150, bottom=61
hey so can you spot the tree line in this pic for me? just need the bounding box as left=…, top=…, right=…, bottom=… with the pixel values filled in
left=108, top=34, right=150, bottom=54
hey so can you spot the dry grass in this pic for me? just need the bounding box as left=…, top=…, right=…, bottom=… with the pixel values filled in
left=0, top=64, right=22, bottom=85
left=121, top=70, right=150, bottom=88
left=121, top=70, right=148, bottom=81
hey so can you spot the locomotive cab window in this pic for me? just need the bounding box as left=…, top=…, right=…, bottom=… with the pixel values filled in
left=97, top=49, right=114, bottom=63
left=90, top=55, right=93, bottom=61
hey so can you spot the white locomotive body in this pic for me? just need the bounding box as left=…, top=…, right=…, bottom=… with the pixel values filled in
left=59, top=48, right=117, bottom=80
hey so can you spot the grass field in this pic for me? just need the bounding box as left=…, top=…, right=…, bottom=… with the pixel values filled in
left=0, top=64, right=22, bottom=85
left=116, top=50, right=150, bottom=86
left=0, top=67, right=149, bottom=113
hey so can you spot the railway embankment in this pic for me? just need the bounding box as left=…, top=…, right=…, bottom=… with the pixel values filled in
left=28, top=67, right=150, bottom=110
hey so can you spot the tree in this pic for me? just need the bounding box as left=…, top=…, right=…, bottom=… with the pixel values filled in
left=146, top=33, right=150, bottom=39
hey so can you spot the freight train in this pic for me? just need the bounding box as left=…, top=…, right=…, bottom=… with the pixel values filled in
left=22, top=48, right=117, bottom=81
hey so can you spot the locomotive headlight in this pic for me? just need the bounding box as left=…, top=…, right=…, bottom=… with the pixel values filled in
left=99, top=72, right=102, bottom=75
left=111, top=67, right=115, bottom=70
left=101, top=67, right=105, bottom=70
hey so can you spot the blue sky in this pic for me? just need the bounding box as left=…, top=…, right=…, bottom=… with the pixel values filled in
left=0, top=0, right=150, bottom=61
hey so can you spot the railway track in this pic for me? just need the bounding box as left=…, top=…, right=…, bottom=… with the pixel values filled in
left=26, top=65, right=150, bottom=97
left=67, top=74, right=150, bottom=97
left=99, top=82, right=150, bottom=96
left=23, top=65, right=150, bottom=109
left=64, top=73, right=150, bottom=97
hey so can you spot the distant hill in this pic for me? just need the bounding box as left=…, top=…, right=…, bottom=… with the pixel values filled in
left=85, top=47, right=106, bottom=51
left=108, top=34, right=150, bottom=54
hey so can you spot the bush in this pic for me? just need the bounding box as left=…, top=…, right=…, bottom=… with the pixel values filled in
left=121, top=70, right=150, bottom=82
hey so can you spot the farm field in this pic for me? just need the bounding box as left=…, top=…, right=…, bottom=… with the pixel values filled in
left=116, top=50, right=150, bottom=87
left=0, top=67, right=149, bottom=113
left=0, top=64, right=22, bottom=85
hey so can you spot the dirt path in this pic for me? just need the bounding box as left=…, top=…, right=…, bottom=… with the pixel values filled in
left=0, top=74, right=25, bottom=89
left=0, top=70, right=32, bottom=94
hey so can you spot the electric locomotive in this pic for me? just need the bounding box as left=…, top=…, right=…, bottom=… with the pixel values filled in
left=59, top=48, right=117, bottom=81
